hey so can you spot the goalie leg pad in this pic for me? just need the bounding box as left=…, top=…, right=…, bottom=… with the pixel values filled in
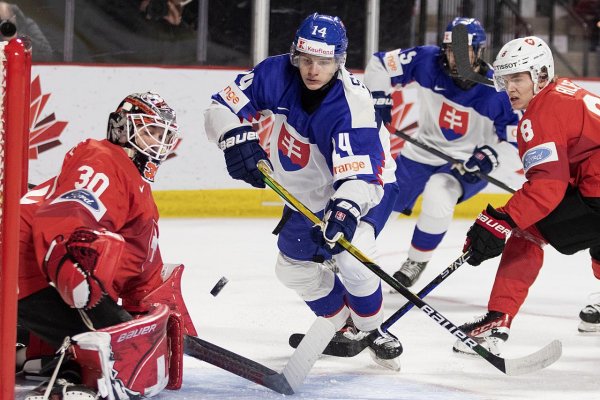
left=71, top=303, right=177, bottom=398
left=138, top=264, right=198, bottom=337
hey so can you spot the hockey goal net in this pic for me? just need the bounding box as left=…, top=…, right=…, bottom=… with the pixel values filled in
left=0, top=38, right=31, bottom=400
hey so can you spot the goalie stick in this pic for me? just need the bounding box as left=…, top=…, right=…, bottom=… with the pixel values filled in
left=394, top=130, right=516, bottom=194
left=184, top=317, right=335, bottom=395
left=258, top=160, right=561, bottom=376
left=289, top=251, right=471, bottom=357
left=451, top=23, right=495, bottom=87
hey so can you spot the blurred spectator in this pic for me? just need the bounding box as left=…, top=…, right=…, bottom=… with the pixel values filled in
left=574, top=0, right=600, bottom=51
left=71, top=0, right=198, bottom=65
left=0, top=1, right=54, bottom=61
left=140, top=0, right=198, bottom=30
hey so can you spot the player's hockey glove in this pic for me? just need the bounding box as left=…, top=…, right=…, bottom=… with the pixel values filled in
left=219, top=127, right=271, bottom=188
left=43, top=228, right=125, bottom=309
left=463, top=205, right=515, bottom=266
left=372, top=91, right=393, bottom=125
left=314, top=198, right=361, bottom=255
left=461, top=145, right=499, bottom=184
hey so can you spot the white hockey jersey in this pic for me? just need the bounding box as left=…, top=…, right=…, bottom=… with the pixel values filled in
left=364, top=45, right=519, bottom=165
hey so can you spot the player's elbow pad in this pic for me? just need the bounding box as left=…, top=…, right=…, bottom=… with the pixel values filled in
left=43, top=228, right=125, bottom=309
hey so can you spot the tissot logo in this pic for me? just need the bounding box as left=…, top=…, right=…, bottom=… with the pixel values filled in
left=496, top=62, right=518, bottom=70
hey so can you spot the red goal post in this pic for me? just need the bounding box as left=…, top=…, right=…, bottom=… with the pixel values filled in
left=0, top=37, right=31, bottom=400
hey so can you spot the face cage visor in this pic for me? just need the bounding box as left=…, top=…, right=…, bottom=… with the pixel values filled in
left=126, top=114, right=180, bottom=162
left=289, top=45, right=346, bottom=69
left=492, top=66, right=540, bottom=93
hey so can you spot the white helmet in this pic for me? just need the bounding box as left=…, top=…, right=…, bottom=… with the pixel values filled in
left=492, top=36, right=554, bottom=94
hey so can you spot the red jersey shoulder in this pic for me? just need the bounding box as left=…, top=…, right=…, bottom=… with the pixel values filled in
left=49, top=139, right=150, bottom=225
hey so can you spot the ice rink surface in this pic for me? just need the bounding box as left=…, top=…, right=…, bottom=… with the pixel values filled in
left=16, top=216, right=600, bottom=399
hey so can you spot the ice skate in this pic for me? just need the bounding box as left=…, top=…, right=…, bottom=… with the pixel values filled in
left=391, top=258, right=428, bottom=290
left=578, top=299, right=600, bottom=333
left=346, top=327, right=402, bottom=371
left=453, top=311, right=512, bottom=356
left=24, top=378, right=98, bottom=400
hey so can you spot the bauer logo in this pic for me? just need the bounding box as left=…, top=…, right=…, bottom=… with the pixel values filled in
left=51, top=189, right=107, bottom=221
left=522, top=142, right=558, bottom=172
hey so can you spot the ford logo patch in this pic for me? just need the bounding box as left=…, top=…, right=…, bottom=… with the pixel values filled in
left=523, top=147, right=552, bottom=170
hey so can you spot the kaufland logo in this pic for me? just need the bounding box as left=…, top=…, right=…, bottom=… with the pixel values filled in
left=297, top=37, right=334, bottom=57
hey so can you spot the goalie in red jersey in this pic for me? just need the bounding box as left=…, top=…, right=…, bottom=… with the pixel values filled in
left=17, top=92, right=196, bottom=399
left=452, top=36, right=600, bottom=356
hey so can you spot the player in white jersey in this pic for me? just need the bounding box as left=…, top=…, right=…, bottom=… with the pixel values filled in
left=364, top=17, right=519, bottom=288
left=204, top=13, right=402, bottom=369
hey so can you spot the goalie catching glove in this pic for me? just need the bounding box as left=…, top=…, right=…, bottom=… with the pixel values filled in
left=464, top=205, right=515, bottom=266
left=43, top=228, right=125, bottom=309
left=312, top=198, right=361, bottom=255
left=219, top=126, right=272, bottom=188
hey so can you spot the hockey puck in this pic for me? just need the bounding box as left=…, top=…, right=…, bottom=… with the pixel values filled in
left=210, top=276, right=229, bottom=297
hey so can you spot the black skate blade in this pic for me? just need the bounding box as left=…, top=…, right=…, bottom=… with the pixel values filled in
left=289, top=333, right=368, bottom=357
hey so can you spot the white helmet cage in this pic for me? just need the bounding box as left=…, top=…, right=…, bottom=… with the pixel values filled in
left=492, top=36, right=554, bottom=94
left=108, top=92, right=180, bottom=162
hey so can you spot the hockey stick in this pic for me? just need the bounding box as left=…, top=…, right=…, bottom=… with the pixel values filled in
left=184, top=317, right=335, bottom=395
left=289, top=251, right=471, bottom=357
left=258, top=160, right=561, bottom=375
left=395, top=130, right=516, bottom=194
left=451, top=23, right=494, bottom=87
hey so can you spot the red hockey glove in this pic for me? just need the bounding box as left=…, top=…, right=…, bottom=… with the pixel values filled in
left=43, top=228, right=125, bottom=309
left=463, top=205, right=515, bottom=266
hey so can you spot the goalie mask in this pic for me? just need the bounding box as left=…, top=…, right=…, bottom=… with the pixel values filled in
left=107, top=92, right=180, bottom=183
left=290, top=13, right=348, bottom=69
left=441, top=17, right=487, bottom=89
left=492, top=36, right=555, bottom=95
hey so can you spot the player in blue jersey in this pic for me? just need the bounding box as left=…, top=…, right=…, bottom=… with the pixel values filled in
left=364, top=17, right=520, bottom=288
left=204, top=13, right=402, bottom=369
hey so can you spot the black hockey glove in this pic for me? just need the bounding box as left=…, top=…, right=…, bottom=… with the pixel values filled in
left=463, top=205, right=515, bottom=266
left=372, top=91, right=393, bottom=125
left=461, top=145, right=499, bottom=184
left=313, top=198, right=361, bottom=255
left=219, top=127, right=271, bottom=188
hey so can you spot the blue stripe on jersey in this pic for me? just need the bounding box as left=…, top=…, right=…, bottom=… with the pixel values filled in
left=346, top=283, right=383, bottom=317
left=411, top=226, right=446, bottom=252
left=305, top=274, right=347, bottom=317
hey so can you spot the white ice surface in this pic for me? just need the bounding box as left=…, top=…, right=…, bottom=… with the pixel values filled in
left=16, top=217, right=600, bottom=399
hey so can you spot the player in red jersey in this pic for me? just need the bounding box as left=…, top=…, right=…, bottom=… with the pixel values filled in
left=451, top=36, right=600, bottom=356
left=17, top=92, right=196, bottom=399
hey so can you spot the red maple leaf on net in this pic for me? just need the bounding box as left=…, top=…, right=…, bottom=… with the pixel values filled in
left=387, top=89, right=418, bottom=159
left=28, top=76, right=68, bottom=159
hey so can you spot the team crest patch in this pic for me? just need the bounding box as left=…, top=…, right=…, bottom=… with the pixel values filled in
left=522, top=142, right=558, bottom=172
left=51, top=189, right=107, bottom=221
left=277, top=124, right=310, bottom=171
left=438, top=102, right=469, bottom=140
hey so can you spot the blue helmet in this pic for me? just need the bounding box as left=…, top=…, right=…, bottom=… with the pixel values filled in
left=290, top=13, right=348, bottom=66
left=443, top=17, right=487, bottom=54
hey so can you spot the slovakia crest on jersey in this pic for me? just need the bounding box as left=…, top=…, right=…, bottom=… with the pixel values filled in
left=438, top=102, right=469, bottom=140
left=277, top=123, right=310, bottom=171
